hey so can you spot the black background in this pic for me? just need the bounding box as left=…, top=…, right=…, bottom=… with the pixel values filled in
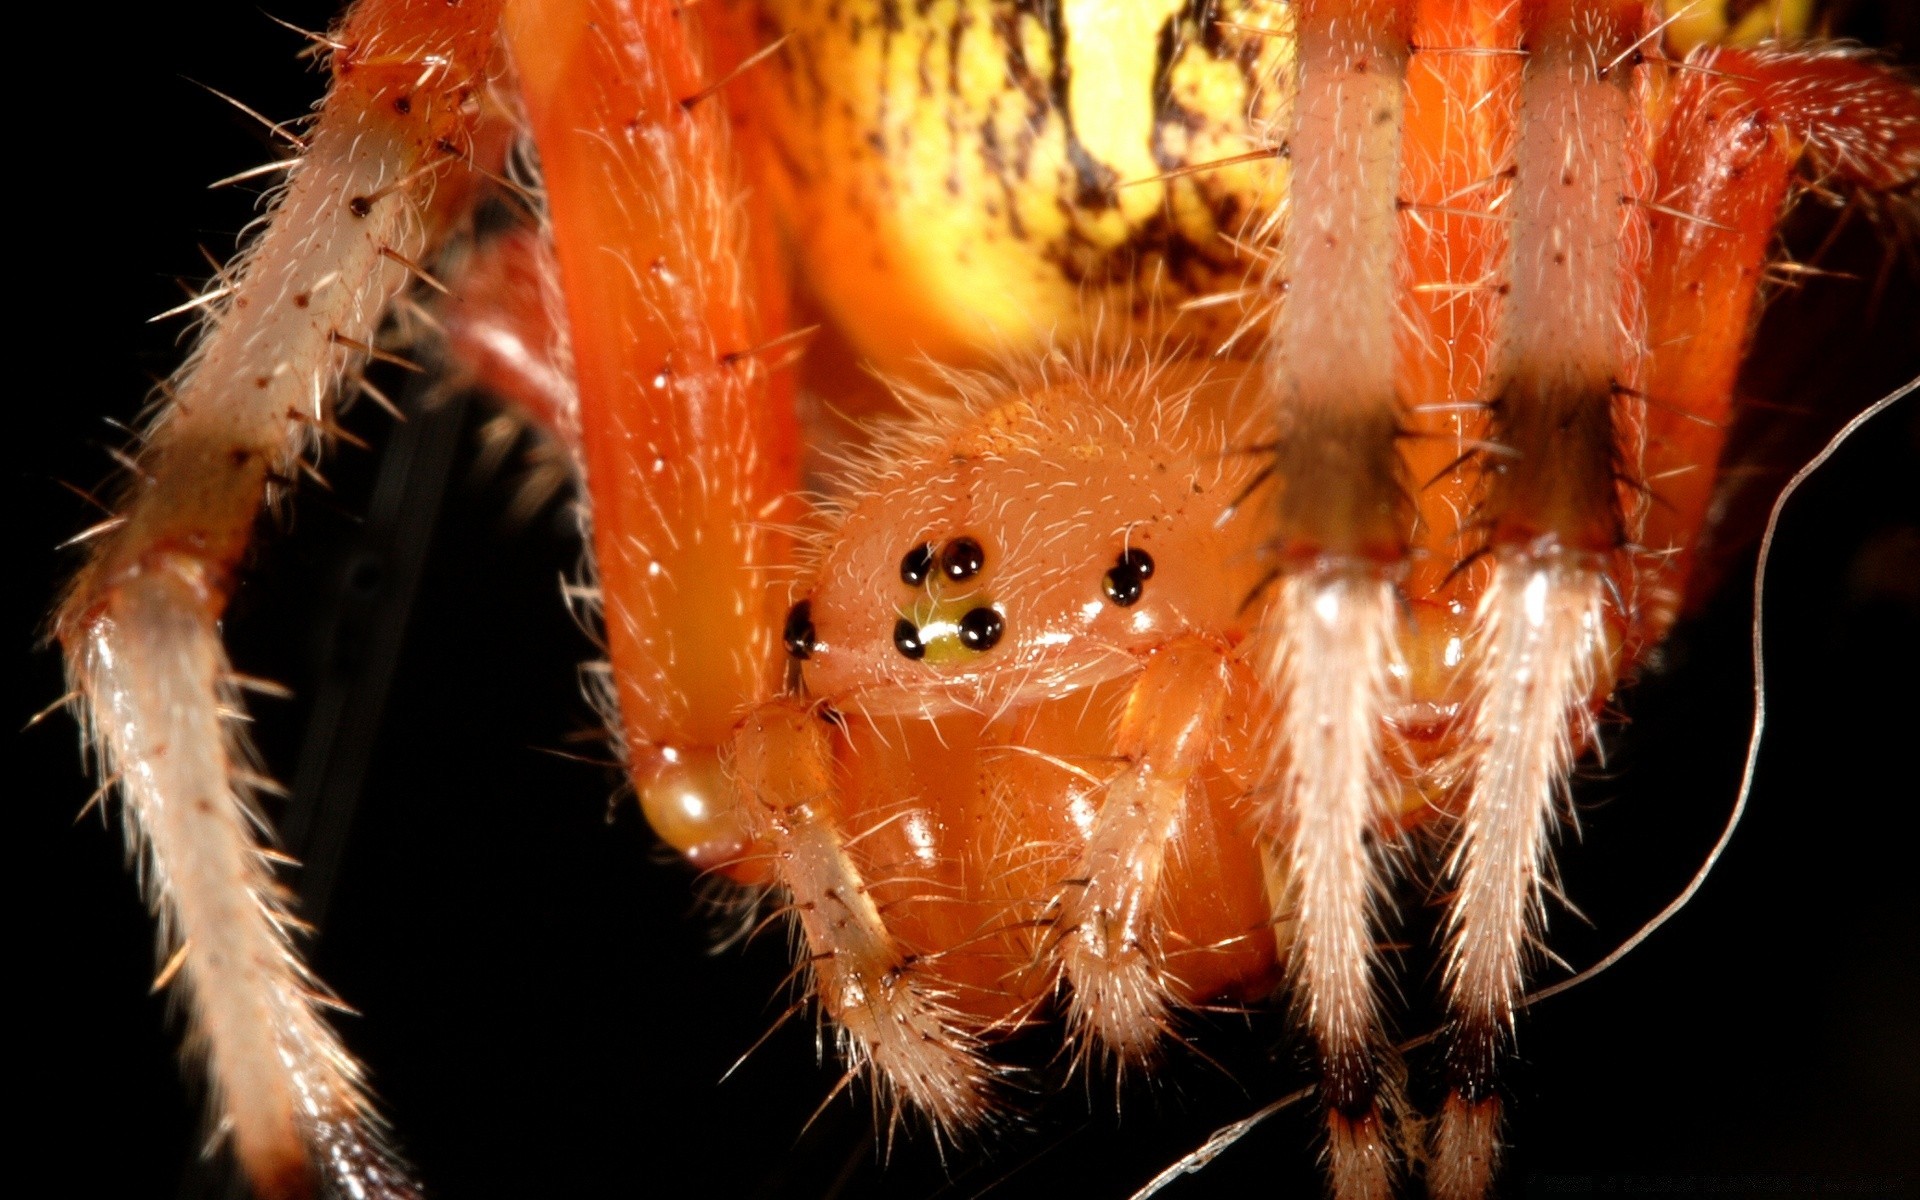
left=12, top=3, right=1918, bottom=1198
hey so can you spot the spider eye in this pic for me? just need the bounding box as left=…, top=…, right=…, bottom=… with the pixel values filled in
left=892, top=617, right=927, bottom=660
left=783, top=600, right=818, bottom=659
left=957, top=605, right=1005, bottom=652
left=899, top=543, right=936, bottom=586
left=940, top=537, right=986, bottom=582
left=893, top=538, right=999, bottom=662
left=1102, top=548, right=1156, bottom=607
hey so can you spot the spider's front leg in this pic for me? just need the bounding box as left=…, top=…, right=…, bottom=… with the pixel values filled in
left=1258, top=4, right=1422, bottom=1193
left=503, top=0, right=802, bottom=868
left=55, top=3, right=503, bottom=1193
left=1429, top=12, right=1920, bottom=1198
left=60, top=0, right=796, bottom=1190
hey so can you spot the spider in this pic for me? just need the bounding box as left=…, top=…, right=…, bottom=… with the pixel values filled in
left=26, top=0, right=1920, bottom=1190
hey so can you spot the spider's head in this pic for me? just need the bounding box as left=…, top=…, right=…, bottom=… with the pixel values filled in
left=779, top=366, right=1273, bottom=717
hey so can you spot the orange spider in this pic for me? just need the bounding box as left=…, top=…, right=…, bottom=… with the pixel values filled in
left=42, top=1, right=1920, bottom=1198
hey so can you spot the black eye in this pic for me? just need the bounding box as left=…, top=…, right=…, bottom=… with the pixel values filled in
left=1102, top=548, right=1156, bottom=607
left=900, top=543, right=936, bottom=586
left=782, top=600, right=817, bottom=659
left=957, top=605, right=1005, bottom=652
left=892, top=618, right=927, bottom=660
left=940, top=537, right=985, bottom=582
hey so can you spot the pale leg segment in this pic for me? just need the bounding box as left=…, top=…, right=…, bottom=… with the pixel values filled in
left=1057, top=636, right=1233, bottom=1060
left=74, top=575, right=410, bottom=1199
left=1432, top=556, right=1608, bottom=1198
left=730, top=702, right=995, bottom=1136
left=1432, top=4, right=1647, bottom=1195
left=1269, top=573, right=1406, bottom=1200
left=1261, top=4, right=1418, bottom=1195
left=55, top=5, right=504, bottom=1194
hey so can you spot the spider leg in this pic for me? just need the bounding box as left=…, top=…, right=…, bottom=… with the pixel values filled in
left=503, top=0, right=803, bottom=862
left=438, top=224, right=581, bottom=466
left=1257, top=4, right=1419, bottom=1195
left=1637, top=43, right=1920, bottom=642
left=1396, top=0, right=1521, bottom=618
left=728, top=700, right=996, bottom=1135
left=1055, top=636, right=1234, bottom=1059
left=1432, top=5, right=1650, bottom=1195
left=53, top=3, right=506, bottom=1194
left=1432, top=23, right=1920, bottom=1196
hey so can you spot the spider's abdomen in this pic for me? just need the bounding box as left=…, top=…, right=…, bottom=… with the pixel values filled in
left=749, top=0, right=1291, bottom=371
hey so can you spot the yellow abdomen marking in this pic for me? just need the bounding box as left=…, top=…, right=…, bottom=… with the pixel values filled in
left=754, top=0, right=1293, bottom=372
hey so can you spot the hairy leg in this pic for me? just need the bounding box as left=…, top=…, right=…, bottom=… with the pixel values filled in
left=1637, top=42, right=1920, bottom=638
left=1258, top=3, right=1417, bottom=1194
left=54, top=3, right=506, bottom=1194
left=1057, top=636, right=1235, bottom=1057
left=1432, top=5, right=1649, bottom=1195
left=1432, top=12, right=1920, bottom=1198
left=502, top=0, right=803, bottom=859
left=728, top=700, right=996, bottom=1134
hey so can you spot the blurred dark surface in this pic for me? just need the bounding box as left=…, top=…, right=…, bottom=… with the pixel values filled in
left=12, top=3, right=1917, bottom=1198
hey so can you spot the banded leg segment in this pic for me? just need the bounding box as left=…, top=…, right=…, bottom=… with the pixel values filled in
left=504, top=0, right=802, bottom=846
left=54, top=3, right=506, bottom=1195
left=1260, top=3, right=1416, bottom=1194
left=1266, top=0, right=1414, bottom=568
left=1057, top=637, right=1233, bottom=1059
left=1434, top=4, right=1648, bottom=1195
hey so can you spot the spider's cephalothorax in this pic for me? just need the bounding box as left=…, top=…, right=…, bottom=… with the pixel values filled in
left=53, top=1, right=1920, bottom=1197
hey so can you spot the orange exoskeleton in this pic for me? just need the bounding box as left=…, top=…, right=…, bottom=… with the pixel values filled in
left=44, top=0, right=1920, bottom=1197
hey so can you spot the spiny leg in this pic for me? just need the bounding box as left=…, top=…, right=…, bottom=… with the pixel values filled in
left=1256, top=2, right=1417, bottom=1195
left=1433, top=18, right=1920, bottom=1198
left=502, top=0, right=802, bottom=857
left=1636, top=43, right=1920, bottom=641
left=1433, top=4, right=1648, bottom=1195
left=1267, top=573, right=1407, bottom=1196
left=53, top=3, right=505, bottom=1194
left=1396, top=0, right=1521, bottom=618
left=1056, top=636, right=1233, bottom=1060
left=729, top=701, right=994, bottom=1135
